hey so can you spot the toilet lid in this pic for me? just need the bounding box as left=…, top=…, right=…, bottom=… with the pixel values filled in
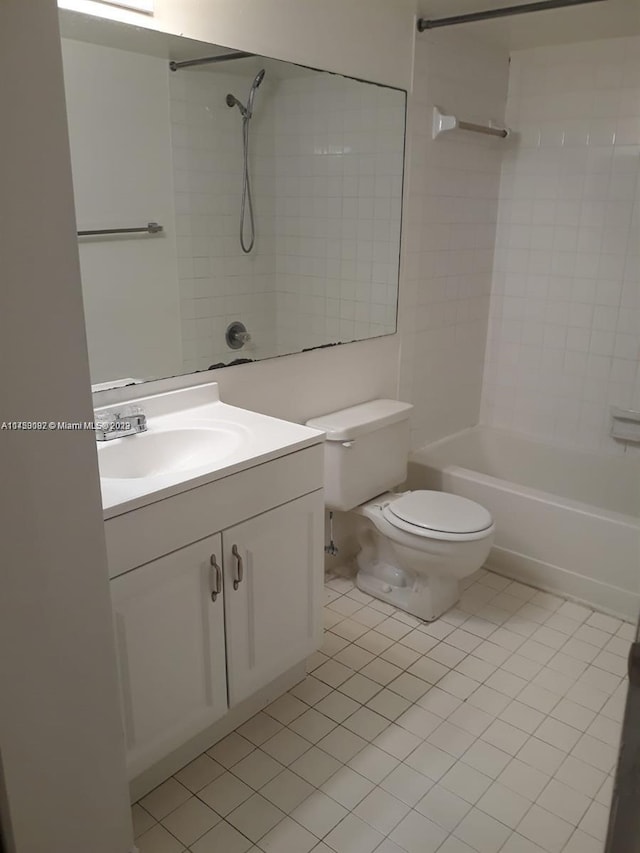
left=385, top=491, right=493, bottom=535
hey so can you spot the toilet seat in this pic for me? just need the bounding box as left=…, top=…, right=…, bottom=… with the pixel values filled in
left=382, top=490, right=493, bottom=541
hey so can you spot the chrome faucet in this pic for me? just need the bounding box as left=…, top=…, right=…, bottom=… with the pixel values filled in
left=95, top=406, right=147, bottom=441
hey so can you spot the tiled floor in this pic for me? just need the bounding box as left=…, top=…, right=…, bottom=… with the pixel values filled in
left=133, top=569, right=632, bottom=853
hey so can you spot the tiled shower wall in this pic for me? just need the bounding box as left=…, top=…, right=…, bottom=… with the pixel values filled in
left=273, top=73, right=403, bottom=354
left=170, top=66, right=403, bottom=373
left=399, top=31, right=510, bottom=449
left=169, top=68, right=278, bottom=372
left=481, top=37, right=640, bottom=454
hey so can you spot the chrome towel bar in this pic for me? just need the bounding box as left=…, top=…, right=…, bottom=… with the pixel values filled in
left=77, top=222, right=163, bottom=237
left=432, top=107, right=510, bottom=140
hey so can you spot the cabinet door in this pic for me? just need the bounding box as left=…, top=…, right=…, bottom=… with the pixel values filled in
left=111, top=534, right=227, bottom=778
left=223, top=490, right=324, bottom=706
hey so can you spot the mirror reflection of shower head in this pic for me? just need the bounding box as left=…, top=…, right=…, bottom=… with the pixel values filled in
left=225, top=68, right=266, bottom=120
left=253, top=68, right=266, bottom=89
left=227, top=68, right=267, bottom=254
left=246, top=69, right=266, bottom=118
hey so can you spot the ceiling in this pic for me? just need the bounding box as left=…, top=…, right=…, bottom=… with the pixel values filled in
left=58, top=10, right=317, bottom=79
left=59, top=9, right=228, bottom=59
left=60, top=0, right=640, bottom=62
left=416, top=0, right=640, bottom=49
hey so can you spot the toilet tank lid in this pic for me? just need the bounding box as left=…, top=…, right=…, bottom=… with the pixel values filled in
left=306, top=399, right=413, bottom=441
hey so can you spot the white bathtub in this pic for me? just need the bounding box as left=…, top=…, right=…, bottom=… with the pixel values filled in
left=409, top=426, right=640, bottom=620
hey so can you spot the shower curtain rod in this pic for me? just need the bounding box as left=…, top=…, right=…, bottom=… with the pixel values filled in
left=169, top=51, right=255, bottom=71
left=417, top=0, right=606, bottom=31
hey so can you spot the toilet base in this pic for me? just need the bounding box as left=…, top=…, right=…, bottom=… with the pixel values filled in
left=356, top=559, right=460, bottom=622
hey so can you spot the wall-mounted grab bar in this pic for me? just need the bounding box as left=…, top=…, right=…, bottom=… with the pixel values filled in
left=77, top=222, right=164, bottom=237
left=432, top=107, right=509, bottom=140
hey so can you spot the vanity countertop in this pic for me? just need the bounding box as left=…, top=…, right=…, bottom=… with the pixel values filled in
left=95, top=383, right=324, bottom=520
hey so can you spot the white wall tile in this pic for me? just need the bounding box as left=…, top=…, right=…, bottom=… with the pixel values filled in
left=169, top=66, right=403, bottom=372
left=481, top=36, right=640, bottom=453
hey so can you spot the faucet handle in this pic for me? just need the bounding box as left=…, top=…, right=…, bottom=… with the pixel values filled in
left=95, top=409, right=116, bottom=426
left=118, top=404, right=144, bottom=418
left=94, top=406, right=146, bottom=441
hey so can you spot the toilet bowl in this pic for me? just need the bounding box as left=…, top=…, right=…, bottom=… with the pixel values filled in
left=306, top=398, right=495, bottom=622
left=353, top=491, right=494, bottom=621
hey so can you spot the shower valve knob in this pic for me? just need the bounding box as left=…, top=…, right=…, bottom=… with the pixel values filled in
left=225, top=321, right=251, bottom=350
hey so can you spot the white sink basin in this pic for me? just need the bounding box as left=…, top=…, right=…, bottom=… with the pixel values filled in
left=94, top=382, right=325, bottom=516
left=98, top=426, right=244, bottom=480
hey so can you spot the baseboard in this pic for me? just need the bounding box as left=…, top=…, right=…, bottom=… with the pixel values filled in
left=129, top=662, right=306, bottom=802
left=486, top=546, right=639, bottom=622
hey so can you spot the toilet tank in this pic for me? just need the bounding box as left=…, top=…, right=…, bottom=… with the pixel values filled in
left=306, top=399, right=413, bottom=511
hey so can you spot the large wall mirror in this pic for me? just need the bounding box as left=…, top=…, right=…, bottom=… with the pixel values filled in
left=58, top=11, right=406, bottom=389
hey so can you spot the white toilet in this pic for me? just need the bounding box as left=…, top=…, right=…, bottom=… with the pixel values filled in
left=307, top=399, right=495, bottom=621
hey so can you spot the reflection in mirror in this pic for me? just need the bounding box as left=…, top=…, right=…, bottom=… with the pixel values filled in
left=59, top=11, right=406, bottom=389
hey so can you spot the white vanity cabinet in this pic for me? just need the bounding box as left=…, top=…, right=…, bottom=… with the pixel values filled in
left=224, top=491, right=324, bottom=705
left=105, top=444, right=324, bottom=782
left=111, top=534, right=228, bottom=779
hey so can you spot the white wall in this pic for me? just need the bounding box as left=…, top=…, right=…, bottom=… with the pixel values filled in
left=62, top=38, right=182, bottom=384
left=0, top=2, right=132, bottom=852
left=399, top=30, right=510, bottom=449
left=482, top=36, right=640, bottom=454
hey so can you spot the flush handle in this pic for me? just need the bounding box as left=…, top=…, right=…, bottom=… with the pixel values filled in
left=210, top=553, right=222, bottom=602
left=232, top=544, right=243, bottom=590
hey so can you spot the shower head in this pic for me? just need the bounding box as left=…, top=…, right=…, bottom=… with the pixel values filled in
left=226, top=69, right=266, bottom=120
left=247, top=68, right=266, bottom=118
left=228, top=69, right=266, bottom=254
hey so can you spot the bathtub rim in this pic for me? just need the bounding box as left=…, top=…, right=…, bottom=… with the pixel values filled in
left=414, top=460, right=639, bottom=530
left=411, top=425, right=640, bottom=526
left=410, top=426, right=640, bottom=620
left=415, top=423, right=637, bottom=464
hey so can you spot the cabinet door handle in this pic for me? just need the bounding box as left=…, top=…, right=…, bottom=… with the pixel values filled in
left=210, top=553, right=222, bottom=602
left=231, top=544, right=243, bottom=590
